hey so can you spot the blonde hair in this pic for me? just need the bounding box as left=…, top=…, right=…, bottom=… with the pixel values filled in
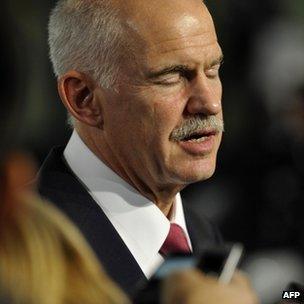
left=0, top=193, right=129, bottom=304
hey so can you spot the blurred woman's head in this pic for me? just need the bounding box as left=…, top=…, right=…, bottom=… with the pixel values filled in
left=0, top=193, right=129, bottom=304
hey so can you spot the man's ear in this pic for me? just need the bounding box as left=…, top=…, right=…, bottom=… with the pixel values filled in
left=58, top=71, right=103, bottom=127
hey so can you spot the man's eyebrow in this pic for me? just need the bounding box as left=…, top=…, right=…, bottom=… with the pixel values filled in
left=208, top=54, right=224, bottom=67
left=207, top=54, right=224, bottom=68
left=147, top=55, right=224, bottom=79
left=147, top=64, right=192, bottom=79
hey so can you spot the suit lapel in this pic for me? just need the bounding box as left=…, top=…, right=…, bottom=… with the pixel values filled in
left=37, top=147, right=146, bottom=296
left=183, top=202, right=223, bottom=255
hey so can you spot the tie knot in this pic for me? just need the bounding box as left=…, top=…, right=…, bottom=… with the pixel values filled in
left=159, top=223, right=191, bottom=257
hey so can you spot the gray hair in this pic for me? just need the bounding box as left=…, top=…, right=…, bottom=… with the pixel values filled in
left=48, top=0, right=125, bottom=88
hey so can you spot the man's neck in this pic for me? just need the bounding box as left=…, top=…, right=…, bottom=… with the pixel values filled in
left=76, top=127, right=184, bottom=217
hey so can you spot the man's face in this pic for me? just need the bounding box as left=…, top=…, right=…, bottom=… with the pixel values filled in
left=99, top=1, right=223, bottom=191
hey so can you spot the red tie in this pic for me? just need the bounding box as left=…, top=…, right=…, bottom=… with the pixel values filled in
left=159, top=223, right=191, bottom=257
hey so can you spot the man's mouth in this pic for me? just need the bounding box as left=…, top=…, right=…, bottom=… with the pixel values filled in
left=180, top=130, right=217, bottom=142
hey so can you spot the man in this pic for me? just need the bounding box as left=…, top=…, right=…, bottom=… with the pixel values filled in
left=39, top=0, right=256, bottom=300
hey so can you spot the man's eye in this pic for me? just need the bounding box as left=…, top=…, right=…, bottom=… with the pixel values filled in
left=205, top=65, right=221, bottom=79
left=155, top=73, right=182, bottom=85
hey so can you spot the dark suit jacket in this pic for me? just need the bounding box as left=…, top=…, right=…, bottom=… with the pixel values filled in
left=37, top=147, right=223, bottom=296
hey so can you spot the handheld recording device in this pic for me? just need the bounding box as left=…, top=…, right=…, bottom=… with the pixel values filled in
left=154, top=243, right=243, bottom=283
left=133, top=243, right=243, bottom=304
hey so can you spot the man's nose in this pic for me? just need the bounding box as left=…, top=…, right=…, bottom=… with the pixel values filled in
left=185, top=75, right=222, bottom=116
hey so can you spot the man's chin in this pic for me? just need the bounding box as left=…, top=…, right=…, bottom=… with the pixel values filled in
left=184, top=171, right=215, bottom=184
left=171, top=161, right=217, bottom=185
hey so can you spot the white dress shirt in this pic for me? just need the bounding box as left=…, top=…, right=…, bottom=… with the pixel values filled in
left=64, top=131, right=192, bottom=278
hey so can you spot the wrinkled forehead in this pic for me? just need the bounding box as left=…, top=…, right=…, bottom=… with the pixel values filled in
left=120, top=0, right=217, bottom=47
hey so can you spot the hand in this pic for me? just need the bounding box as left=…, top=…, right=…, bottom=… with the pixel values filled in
left=161, top=269, right=259, bottom=304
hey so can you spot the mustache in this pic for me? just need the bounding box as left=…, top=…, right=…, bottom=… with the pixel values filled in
left=170, top=115, right=224, bottom=141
